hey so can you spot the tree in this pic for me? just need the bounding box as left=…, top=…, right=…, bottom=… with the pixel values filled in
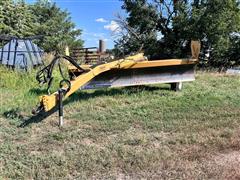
left=115, top=0, right=240, bottom=68
left=114, top=0, right=191, bottom=59
left=0, top=0, right=16, bottom=36
left=29, top=0, right=83, bottom=52
left=200, top=0, right=240, bottom=67
left=0, top=0, right=35, bottom=37
left=114, top=0, right=159, bottom=58
left=15, top=0, right=35, bottom=37
left=0, top=0, right=83, bottom=53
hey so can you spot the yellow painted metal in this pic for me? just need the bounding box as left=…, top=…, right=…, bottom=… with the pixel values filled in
left=65, top=46, right=70, bottom=56
left=41, top=94, right=58, bottom=112
left=191, top=40, right=201, bottom=59
left=68, top=64, right=92, bottom=72
left=40, top=53, right=198, bottom=112
left=69, top=59, right=197, bottom=73
left=40, top=53, right=145, bottom=111
left=119, top=59, right=197, bottom=69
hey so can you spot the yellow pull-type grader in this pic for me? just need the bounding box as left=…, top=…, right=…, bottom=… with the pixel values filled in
left=34, top=43, right=200, bottom=126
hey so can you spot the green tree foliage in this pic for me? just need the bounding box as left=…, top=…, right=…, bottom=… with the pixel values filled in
left=30, top=0, right=83, bottom=52
left=115, top=0, right=160, bottom=58
left=115, top=0, right=240, bottom=68
left=200, top=0, right=240, bottom=67
left=0, top=0, right=34, bottom=37
left=0, top=0, right=15, bottom=35
left=115, top=0, right=189, bottom=59
left=0, top=0, right=83, bottom=52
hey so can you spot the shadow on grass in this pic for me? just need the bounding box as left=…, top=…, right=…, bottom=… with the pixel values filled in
left=18, top=107, right=58, bottom=128
left=28, top=88, right=48, bottom=95
left=17, top=85, right=170, bottom=127
left=3, top=108, right=24, bottom=120
left=66, top=85, right=169, bottom=104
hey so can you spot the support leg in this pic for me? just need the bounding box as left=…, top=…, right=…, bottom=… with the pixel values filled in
left=58, top=89, right=64, bottom=127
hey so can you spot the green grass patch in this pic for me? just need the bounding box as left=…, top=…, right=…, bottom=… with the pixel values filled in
left=0, top=67, right=240, bottom=179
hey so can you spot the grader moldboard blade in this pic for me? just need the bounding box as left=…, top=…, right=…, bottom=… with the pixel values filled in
left=34, top=52, right=198, bottom=126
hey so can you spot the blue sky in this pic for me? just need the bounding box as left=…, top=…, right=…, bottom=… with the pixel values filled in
left=27, top=0, right=125, bottom=49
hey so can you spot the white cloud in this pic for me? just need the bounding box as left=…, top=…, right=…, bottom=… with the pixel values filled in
left=80, top=29, right=115, bottom=48
left=104, top=21, right=120, bottom=32
left=104, top=38, right=109, bottom=42
left=93, top=33, right=105, bottom=38
left=95, top=18, right=108, bottom=23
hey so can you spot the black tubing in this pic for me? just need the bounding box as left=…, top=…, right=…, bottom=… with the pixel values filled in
left=36, top=54, right=85, bottom=93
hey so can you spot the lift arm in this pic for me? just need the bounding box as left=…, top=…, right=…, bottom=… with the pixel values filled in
left=39, top=53, right=145, bottom=112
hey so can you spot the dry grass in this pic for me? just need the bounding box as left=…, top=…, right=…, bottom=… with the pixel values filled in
left=0, top=68, right=240, bottom=179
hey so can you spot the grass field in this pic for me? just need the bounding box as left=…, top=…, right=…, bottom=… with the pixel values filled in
left=0, top=67, right=240, bottom=179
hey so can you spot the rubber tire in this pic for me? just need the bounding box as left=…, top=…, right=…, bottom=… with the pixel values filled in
left=171, top=82, right=183, bottom=91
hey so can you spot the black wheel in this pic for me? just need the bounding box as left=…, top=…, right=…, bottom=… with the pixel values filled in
left=170, top=82, right=183, bottom=91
